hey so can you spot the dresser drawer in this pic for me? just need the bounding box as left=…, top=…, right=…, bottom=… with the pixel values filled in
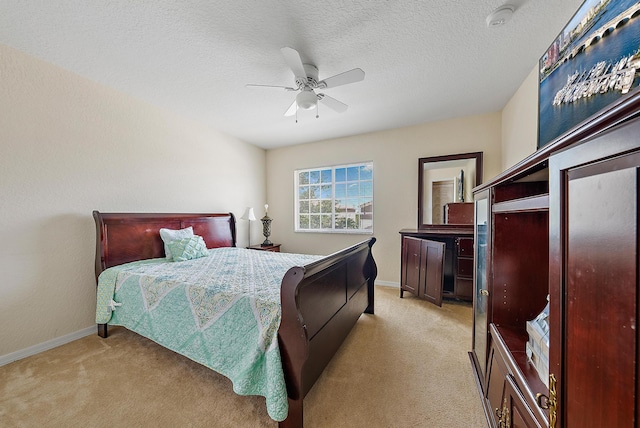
left=457, top=256, right=474, bottom=277
left=457, top=238, right=473, bottom=256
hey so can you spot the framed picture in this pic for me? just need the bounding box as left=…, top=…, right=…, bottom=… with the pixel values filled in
left=538, top=0, right=640, bottom=149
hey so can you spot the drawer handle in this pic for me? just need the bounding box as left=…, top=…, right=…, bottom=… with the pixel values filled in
left=480, top=289, right=489, bottom=296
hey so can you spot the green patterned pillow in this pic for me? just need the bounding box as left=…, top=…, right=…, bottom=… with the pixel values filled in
left=167, top=235, right=209, bottom=262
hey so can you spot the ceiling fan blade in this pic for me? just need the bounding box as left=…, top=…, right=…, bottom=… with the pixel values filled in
left=319, top=68, right=365, bottom=89
left=318, top=94, right=348, bottom=113
left=246, top=83, right=296, bottom=91
left=284, top=99, right=298, bottom=116
left=281, top=47, right=307, bottom=79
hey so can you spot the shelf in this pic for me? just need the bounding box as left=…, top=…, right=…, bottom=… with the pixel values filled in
left=492, top=194, right=549, bottom=213
left=491, top=324, right=549, bottom=406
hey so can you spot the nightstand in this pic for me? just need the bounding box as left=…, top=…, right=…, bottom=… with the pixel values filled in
left=248, top=244, right=281, bottom=252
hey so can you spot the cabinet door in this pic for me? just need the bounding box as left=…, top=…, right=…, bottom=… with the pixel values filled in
left=473, top=190, right=491, bottom=381
left=502, top=375, right=543, bottom=428
left=485, top=342, right=508, bottom=427
left=419, top=239, right=445, bottom=306
left=560, top=152, right=639, bottom=427
left=401, top=236, right=422, bottom=295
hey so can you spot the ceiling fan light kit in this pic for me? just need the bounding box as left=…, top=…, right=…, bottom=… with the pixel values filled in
left=296, top=90, right=318, bottom=110
left=246, top=47, right=365, bottom=121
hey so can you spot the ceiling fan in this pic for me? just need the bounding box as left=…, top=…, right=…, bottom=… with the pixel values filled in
left=246, top=47, right=365, bottom=118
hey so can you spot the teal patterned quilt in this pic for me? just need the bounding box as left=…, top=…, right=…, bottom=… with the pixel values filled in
left=95, top=247, right=322, bottom=422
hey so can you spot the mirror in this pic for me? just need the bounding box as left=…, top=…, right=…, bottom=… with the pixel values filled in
left=418, top=152, right=483, bottom=227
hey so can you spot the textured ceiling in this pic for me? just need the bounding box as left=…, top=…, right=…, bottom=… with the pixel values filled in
left=0, top=0, right=584, bottom=149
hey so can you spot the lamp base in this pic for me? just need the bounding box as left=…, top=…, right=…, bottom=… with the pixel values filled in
left=261, top=216, right=273, bottom=248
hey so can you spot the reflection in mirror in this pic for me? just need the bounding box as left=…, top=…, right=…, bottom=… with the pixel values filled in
left=418, top=152, right=483, bottom=227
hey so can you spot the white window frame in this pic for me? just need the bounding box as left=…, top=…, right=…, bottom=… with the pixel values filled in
left=294, top=161, right=373, bottom=234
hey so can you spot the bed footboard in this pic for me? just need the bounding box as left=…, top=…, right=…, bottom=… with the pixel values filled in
left=278, top=238, right=377, bottom=428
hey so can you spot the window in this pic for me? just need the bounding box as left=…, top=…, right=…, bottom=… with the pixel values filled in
left=295, top=162, right=373, bottom=233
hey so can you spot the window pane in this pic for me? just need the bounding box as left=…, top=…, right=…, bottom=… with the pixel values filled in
left=321, top=200, right=332, bottom=213
left=310, top=215, right=320, bottom=229
left=360, top=200, right=373, bottom=214
left=335, top=214, right=346, bottom=229
left=309, top=185, right=320, bottom=199
left=335, top=199, right=347, bottom=212
left=335, top=168, right=346, bottom=182
left=321, top=184, right=332, bottom=199
left=321, top=169, right=332, bottom=183
left=347, top=166, right=359, bottom=181
left=347, top=216, right=359, bottom=229
left=299, top=171, right=309, bottom=185
left=335, top=183, right=346, bottom=198
left=321, top=214, right=332, bottom=228
left=360, top=164, right=372, bottom=180
left=310, top=200, right=320, bottom=213
left=360, top=200, right=373, bottom=230
left=346, top=198, right=358, bottom=211
left=299, top=200, right=310, bottom=214
left=299, top=215, right=309, bottom=229
left=347, top=183, right=359, bottom=197
left=309, top=170, right=320, bottom=184
left=299, top=186, right=310, bottom=199
left=360, top=181, right=372, bottom=197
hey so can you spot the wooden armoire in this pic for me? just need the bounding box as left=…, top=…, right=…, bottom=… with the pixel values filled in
left=470, top=91, right=640, bottom=427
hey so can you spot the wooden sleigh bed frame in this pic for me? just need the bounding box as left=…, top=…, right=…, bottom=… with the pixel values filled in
left=92, top=211, right=377, bottom=427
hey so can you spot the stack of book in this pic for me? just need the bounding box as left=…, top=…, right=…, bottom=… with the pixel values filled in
left=525, top=297, right=550, bottom=387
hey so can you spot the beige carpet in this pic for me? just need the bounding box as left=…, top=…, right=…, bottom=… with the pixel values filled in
left=0, top=286, right=487, bottom=427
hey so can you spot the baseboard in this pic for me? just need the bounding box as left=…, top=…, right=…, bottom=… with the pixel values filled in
left=0, top=326, right=95, bottom=367
left=375, top=280, right=399, bottom=288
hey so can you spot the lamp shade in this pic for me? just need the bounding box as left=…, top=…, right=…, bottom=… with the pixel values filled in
left=296, top=90, right=317, bottom=110
left=241, top=207, right=256, bottom=221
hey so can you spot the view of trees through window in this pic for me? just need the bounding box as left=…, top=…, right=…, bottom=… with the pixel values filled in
left=295, top=162, right=373, bottom=232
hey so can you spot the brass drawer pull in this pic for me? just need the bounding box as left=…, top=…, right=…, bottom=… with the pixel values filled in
left=495, top=398, right=510, bottom=428
left=536, top=374, right=557, bottom=427
left=535, top=393, right=550, bottom=409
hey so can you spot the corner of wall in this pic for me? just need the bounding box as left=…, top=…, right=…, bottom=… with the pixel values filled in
left=501, top=66, right=539, bottom=171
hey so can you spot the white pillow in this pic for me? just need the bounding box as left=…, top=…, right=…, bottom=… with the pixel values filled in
left=159, top=227, right=194, bottom=259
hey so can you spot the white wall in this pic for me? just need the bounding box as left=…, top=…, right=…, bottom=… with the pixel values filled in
left=265, top=113, right=502, bottom=285
left=501, top=67, right=539, bottom=170
left=0, top=44, right=266, bottom=356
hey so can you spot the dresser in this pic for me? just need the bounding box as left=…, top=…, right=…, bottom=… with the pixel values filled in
left=399, top=226, right=474, bottom=306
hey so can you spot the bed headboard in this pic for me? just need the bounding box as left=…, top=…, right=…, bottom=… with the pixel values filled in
left=93, top=211, right=236, bottom=279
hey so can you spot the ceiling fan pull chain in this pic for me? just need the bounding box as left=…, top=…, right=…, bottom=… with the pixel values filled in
left=316, top=102, right=319, bottom=119
left=295, top=107, right=298, bottom=123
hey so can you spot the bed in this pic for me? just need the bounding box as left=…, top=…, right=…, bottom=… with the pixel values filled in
left=92, top=211, right=377, bottom=427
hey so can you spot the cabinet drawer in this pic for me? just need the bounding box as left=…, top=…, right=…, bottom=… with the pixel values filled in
left=457, top=238, right=473, bottom=256
left=457, top=256, right=474, bottom=277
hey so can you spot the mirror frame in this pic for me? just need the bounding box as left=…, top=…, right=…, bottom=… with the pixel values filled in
left=418, top=152, right=483, bottom=229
